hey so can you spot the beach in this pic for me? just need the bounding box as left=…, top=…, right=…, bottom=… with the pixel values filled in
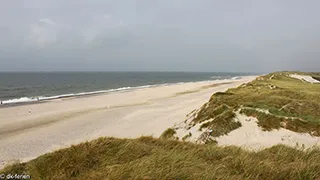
left=0, top=76, right=256, bottom=168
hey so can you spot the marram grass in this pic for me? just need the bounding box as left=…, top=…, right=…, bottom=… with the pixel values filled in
left=2, top=137, right=320, bottom=180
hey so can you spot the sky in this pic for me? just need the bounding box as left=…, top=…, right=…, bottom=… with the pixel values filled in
left=0, top=0, right=320, bottom=72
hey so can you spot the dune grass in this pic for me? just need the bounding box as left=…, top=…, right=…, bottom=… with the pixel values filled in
left=199, top=110, right=241, bottom=137
left=191, top=72, right=320, bottom=136
left=160, top=128, right=177, bottom=140
left=182, top=132, right=192, bottom=141
left=2, top=137, right=320, bottom=180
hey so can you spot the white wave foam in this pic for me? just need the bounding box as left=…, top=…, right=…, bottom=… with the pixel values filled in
left=0, top=76, right=244, bottom=106
left=211, top=76, right=223, bottom=79
left=0, top=84, right=167, bottom=105
left=211, top=76, right=242, bottom=80
left=231, top=76, right=242, bottom=80
left=1, top=97, right=38, bottom=105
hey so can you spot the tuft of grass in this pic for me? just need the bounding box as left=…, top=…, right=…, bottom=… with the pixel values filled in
left=182, top=132, right=192, bottom=141
left=193, top=104, right=230, bottom=124
left=2, top=137, right=320, bottom=180
left=160, top=128, right=177, bottom=140
left=240, top=108, right=283, bottom=130
left=199, top=110, right=240, bottom=137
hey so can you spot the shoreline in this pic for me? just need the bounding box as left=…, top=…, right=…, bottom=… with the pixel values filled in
left=0, top=76, right=257, bottom=169
left=0, top=77, right=244, bottom=107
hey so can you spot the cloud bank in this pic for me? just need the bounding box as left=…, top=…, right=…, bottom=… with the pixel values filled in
left=0, top=0, right=320, bottom=72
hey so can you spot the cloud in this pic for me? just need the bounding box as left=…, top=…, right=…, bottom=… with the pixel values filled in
left=1, top=1, right=320, bottom=72
left=25, top=18, right=60, bottom=48
left=103, top=14, right=111, bottom=20
left=80, top=15, right=127, bottom=44
left=38, top=18, right=59, bottom=27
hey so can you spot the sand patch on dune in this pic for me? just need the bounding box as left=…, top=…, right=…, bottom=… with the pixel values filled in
left=174, top=110, right=320, bottom=150
left=216, top=112, right=320, bottom=151
left=289, top=74, right=320, bottom=84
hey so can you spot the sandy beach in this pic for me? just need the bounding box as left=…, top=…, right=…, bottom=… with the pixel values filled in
left=0, top=76, right=256, bottom=168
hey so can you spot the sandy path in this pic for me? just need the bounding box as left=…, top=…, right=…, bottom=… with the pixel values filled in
left=0, top=76, right=256, bottom=168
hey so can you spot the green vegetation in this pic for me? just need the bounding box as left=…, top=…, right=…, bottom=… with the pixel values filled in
left=192, top=71, right=320, bottom=136
left=199, top=110, right=241, bottom=137
left=2, top=137, right=320, bottom=180
left=160, top=128, right=177, bottom=140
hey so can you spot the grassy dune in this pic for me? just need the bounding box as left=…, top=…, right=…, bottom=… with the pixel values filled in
left=191, top=72, right=320, bottom=136
left=2, top=137, right=320, bottom=180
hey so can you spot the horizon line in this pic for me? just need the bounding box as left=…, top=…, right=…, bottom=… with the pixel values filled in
left=0, top=70, right=264, bottom=74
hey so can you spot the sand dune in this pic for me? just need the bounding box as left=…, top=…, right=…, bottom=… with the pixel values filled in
left=289, top=74, right=320, bottom=83
left=0, top=76, right=256, bottom=168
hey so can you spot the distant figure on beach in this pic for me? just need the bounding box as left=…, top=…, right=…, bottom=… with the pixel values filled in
left=0, top=101, right=2, bottom=105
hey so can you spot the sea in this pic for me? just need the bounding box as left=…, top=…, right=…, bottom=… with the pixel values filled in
left=0, top=72, right=253, bottom=105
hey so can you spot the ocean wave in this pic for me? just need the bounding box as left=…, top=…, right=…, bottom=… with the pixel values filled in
left=0, top=83, right=169, bottom=105
left=0, top=76, right=243, bottom=106
left=211, top=76, right=243, bottom=81
left=231, top=76, right=242, bottom=80
left=1, top=97, right=39, bottom=105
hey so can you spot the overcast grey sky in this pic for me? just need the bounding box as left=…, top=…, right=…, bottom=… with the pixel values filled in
left=0, top=0, right=319, bottom=72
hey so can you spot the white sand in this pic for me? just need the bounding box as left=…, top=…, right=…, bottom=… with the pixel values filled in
left=289, top=74, right=320, bottom=83
left=0, top=76, right=256, bottom=169
left=216, top=112, right=320, bottom=151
